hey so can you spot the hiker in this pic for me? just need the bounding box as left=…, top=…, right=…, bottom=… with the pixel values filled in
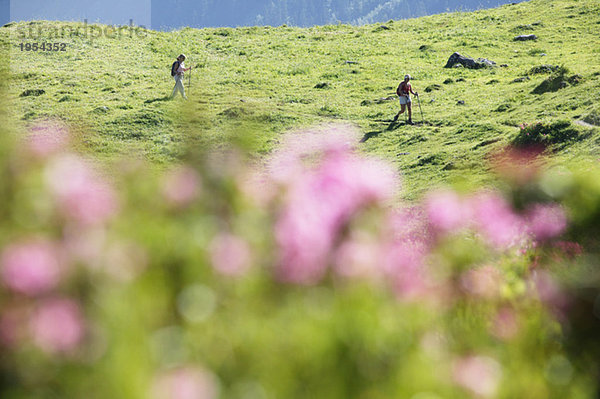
left=171, top=54, right=191, bottom=99
left=394, top=74, right=418, bottom=124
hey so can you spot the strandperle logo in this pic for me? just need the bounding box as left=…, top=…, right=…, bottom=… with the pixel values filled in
left=14, top=19, right=148, bottom=40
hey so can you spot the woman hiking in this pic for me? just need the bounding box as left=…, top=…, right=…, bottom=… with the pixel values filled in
left=393, top=74, right=418, bottom=124
left=171, top=54, right=192, bottom=99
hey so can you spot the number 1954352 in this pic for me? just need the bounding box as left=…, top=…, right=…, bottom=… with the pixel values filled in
left=19, top=43, right=67, bottom=51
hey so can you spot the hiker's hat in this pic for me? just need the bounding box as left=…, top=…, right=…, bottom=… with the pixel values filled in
left=404, top=74, right=411, bottom=80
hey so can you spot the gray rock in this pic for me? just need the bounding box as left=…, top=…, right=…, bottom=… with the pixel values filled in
left=425, top=84, right=442, bottom=92
left=375, top=96, right=396, bottom=103
left=514, top=34, right=538, bottom=41
left=457, top=100, right=465, bottom=105
left=444, top=52, right=496, bottom=69
left=512, top=77, right=531, bottom=83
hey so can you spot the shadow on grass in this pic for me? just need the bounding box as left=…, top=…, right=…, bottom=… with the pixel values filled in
left=144, top=96, right=171, bottom=104
left=360, top=119, right=428, bottom=143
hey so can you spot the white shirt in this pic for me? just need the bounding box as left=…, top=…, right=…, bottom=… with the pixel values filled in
left=177, top=61, right=185, bottom=76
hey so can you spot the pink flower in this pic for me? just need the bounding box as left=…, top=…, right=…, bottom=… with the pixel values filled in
left=267, top=125, right=360, bottom=184
left=1, top=239, right=62, bottom=296
left=209, top=233, right=252, bottom=277
left=425, top=189, right=469, bottom=234
left=26, top=120, right=70, bottom=158
left=469, top=191, right=525, bottom=249
left=29, top=298, right=85, bottom=355
left=491, top=147, right=542, bottom=185
left=460, top=265, right=503, bottom=299
left=45, top=155, right=119, bottom=226
left=162, top=166, right=202, bottom=208
left=379, top=208, right=434, bottom=300
left=452, top=355, right=502, bottom=398
left=551, top=241, right=583, bottom=258
left=530, top=271, right=569, bottom=317
left=273, top=129, right=398, bottom=284
left=526, top=203, right=567, bottom=241
left=333, top=235, right=382, bottom=279
left=491, top=307, right=519, bottom=340
left=153, top=366, right=219, bottom=399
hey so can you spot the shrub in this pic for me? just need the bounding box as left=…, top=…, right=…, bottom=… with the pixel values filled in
left=512, top=120, right=579, bottom=147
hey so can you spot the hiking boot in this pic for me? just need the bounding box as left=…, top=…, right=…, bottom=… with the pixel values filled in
left=407, top=119, right=414, bottom=125
left=392, top=114, right=399, bottom=122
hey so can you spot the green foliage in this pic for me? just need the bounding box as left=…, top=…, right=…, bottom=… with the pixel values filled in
left=512, top=120, right=580, bottom=147
left=4, top=0, right=600, bottom=200
left=583, top=109, right=600, bottom=126
left=531, top=66, right=583, bottom=94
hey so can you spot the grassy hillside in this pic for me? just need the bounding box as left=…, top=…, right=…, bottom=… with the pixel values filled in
left=4, top=0, right=600, bottom=199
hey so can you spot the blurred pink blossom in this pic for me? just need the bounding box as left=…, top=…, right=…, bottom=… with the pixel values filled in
left=209, top=233, right=252, bottom=277
left=452, top=355, right=502, bottom=398
left=333, top=235, right=382, bottom=279
left=1, top=239, right=62, bottom=296
left=104, top=242, right=149, bottom=282
left=267, top=125, right=360, bottom=184
left=162, top=166, right=202, bottom=208
left=153, top=366, right=219, bottom=399
left=526, top=203, right=567, bottom=241
left=531, top=271, right=569, bottom=317
left=491, top=307, right=520, bottom=340
left=460, top=265, right=503, bottom=299
left=26, top=121, right=70, bottom=158
left=45, top=155, right=119, bottom=226
left=491, top=146, right=542, bottom=185
left=552, top=241, right=583, bottom=259
left=63, top=227, right=107, bottom=269
left=29, top=298, right=85, bottom=355
left=381, top=240, right=431, bottom=300
left=469, top=191, right=525, bottom=249
left=273, top=129, right=397, bottom=284
left=425, top=189, right=470, bottom=234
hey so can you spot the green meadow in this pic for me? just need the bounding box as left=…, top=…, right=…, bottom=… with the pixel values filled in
left=4, top=0, right=600, bottom=199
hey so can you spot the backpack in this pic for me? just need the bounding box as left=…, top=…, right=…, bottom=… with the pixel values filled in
left=171, top=61, right=180, bottom=77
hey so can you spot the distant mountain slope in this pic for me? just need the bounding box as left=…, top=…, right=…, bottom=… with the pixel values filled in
left=5, top=0, right=599, bottom=199
left=151, top=0, right=524, bottom=29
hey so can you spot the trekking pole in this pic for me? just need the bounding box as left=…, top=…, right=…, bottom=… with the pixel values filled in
left=417, top=94, right=424, bottom=125
left=188, top=65, right=192, bottom=96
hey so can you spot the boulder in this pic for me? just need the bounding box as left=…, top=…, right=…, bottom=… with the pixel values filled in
left=425, top=84, right=442, bottom=92
left=444, top=52, right=496, bottom=69
left=514, top=34, right=538, bottom=41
